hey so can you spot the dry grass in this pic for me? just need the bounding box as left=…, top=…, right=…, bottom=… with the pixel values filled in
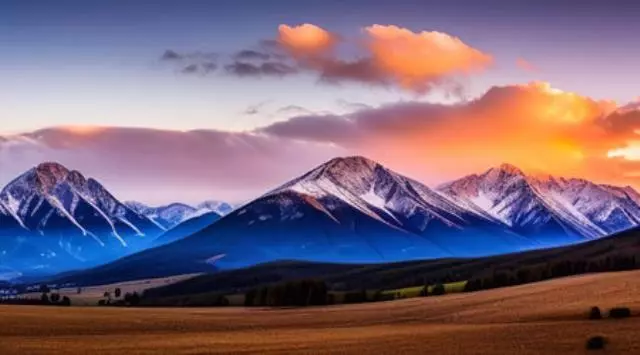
left=3, top=270, right=640, bottom=354
left=22, top=274, right=200, bottom=306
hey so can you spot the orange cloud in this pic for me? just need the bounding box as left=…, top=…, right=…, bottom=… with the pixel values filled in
left=363, top=25, right=493, bottom=92
left=277, top=24, right=337, bottom=55
left=273, top=23, right=491, bottom=95
left=260, top=82, right=640, bottom=188
left=166, top=23, right=491, bottom=95
left=516, top=57, right=537, bottom=72
left=59, top=125, right=109, bottom=136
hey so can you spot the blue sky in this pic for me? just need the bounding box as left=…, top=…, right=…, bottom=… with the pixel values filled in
left=1, top=0, right=640, bottom=204
left=2, top=0, right=639, bottom=134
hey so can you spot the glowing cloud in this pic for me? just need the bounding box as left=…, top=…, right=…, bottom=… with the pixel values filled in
left=161, top=23, right=492, bottom=95
left=362, top=25, right=493, bottom=92
left=259, top=82, right=638, bottom=188
left=277, top=24, right=337, bottom=55
left=58, top=125, right=108, bottom=136
left=258, top=23, right=492, bottom=94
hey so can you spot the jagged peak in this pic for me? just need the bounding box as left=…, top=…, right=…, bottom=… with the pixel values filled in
left=302, top=155, right=382, bottom=183
left=324, top=156, right=378, bottom=170
left=479, top=163, right=525, bottom=181
left=35, top=161, right=70, bottom=176
left=5, top=162, right=99, bottom=195
left=529, top=172, right=557, bottom=182
left=496, top=163, right=524, bottom=175
left=33, top=162, right=73, bottom=192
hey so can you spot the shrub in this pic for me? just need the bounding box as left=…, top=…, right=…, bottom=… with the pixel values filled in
left=464, top=279, right=482, bottom=292
left=212, top=295, right=229, bottom=307
left=246, top=279, right=327, bottom=307
left=40, top=293, right=50, bottom=305
left=114, top=288, right=122, bottom=298
left=124, top=292, right=141, bottom=306
left=586, top=335, right=606, bottom=350
left=608, top=307, right=631, bottom=319
left=98, top=300, right=106, bottom=306
left=61, top=296, right=71, bottom=306
left=245, top=288, right=257, bottom=306
left=432, top=283, right=445, bottom=296
left=419, top=286, right=428, bottom=297
left=589, top=306, right=602, bottom=320
left=49, top=293, right=61, bottom=303
left=326, top=293, right=336, bottom=305
left=372, top=291, right=395, bottom=302
left=343, top=289, right=367, bottom=304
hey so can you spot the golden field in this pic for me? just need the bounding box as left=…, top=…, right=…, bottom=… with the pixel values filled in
left=2, top=270, right=640, bottom=354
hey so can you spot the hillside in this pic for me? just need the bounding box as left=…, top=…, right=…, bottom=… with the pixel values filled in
left=141, top=225, right=640, bottom=299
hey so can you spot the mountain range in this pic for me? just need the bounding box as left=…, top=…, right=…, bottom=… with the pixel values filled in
left=3, top=156, right=640, bottom=283
left=0, top=163, right=230, bottom=278
left=43, top=156, right=640, bottom=285
left=437, top=164, right=640, bottom=243
left=124, top=200, right=233, bottom=230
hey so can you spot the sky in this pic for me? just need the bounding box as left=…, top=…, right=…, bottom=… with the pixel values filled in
left=1, top=0, right=640, bottom=204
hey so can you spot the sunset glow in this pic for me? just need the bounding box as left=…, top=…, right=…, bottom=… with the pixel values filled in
left=2, top=0, right=640, bottom=203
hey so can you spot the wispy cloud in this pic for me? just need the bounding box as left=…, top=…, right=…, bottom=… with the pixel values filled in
left=234, top=49, right=272, bottom=61
left=224, top=61, right=298, bottom=78
left=243, top=101, right=272, bottom=115
left=159, top=23, right=492, bottom=96
left=160, top=49, right=218, bottom=75
left=516, top=57, right=538, bottom=72
left=276, top=105, right=314, bottom=116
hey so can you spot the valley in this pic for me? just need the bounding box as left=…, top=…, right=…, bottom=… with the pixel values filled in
left=2, top=270, right=640, bottom=354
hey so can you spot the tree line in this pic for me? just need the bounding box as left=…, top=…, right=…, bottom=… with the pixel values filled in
left=244, top=279, right=328, bottom=307
left=465, top=253, right=638, bottom=292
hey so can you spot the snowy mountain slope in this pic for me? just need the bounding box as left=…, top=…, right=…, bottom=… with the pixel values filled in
left=64, top=157, right=543, bottom=283
left=125, top=202, right=197, bottom=230
left=438, top=164, right=640, bottom=245
left=0, top=162, right=163, bottom=277
left=125, top=200, right=233, bottom=230
left=196, top=200, right=234, bottom=215
left=536, top=179, right=640, bottom=234
left=8, top=156, right=640, bottom=283
left=153, top=211, right=221, bottom=246
left=269, top=156, right=538, bottom=255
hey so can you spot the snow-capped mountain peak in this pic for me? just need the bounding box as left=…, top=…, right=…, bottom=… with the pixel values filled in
left=284, top=156, right=381, bottom=193
left=125, top=200, right=232, bottom=230
left=196, top=200, right=234, bottom=215
left=0, top=162, right=163, bottom=275
left=34, top=162, right=73, bottom=191
left=494, top=163, right=525, bottom=176
left=269, top=156, right=507, bottom=234
left=438, top=163, right=640, bottom=242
